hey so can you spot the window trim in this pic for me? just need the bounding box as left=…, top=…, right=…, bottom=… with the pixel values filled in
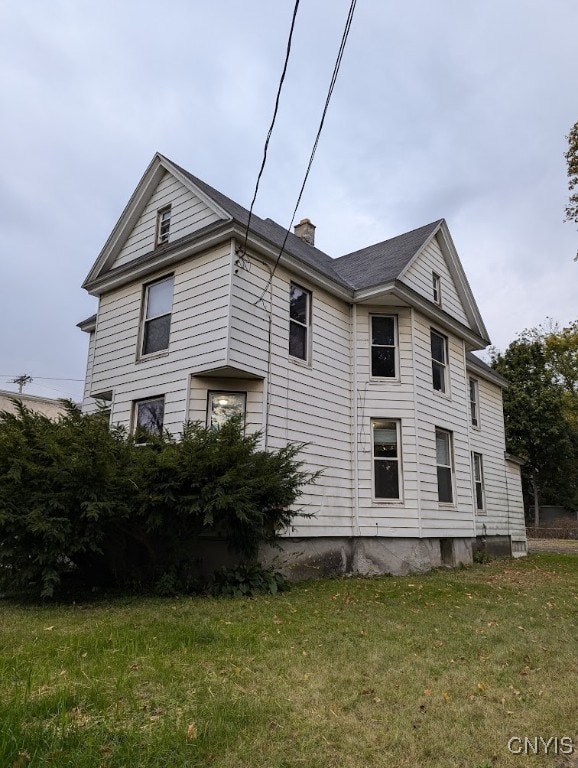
left=371, top=418, right=403, bottom=503
left=472, top=452, right=485, bottom=514
left=435, top=427, right=455, bottom=506
left=133, top=395, right=165, bottom=443
left=155, top=205, right=172, bottom=246
left=206, top=390, right=247, bottom=430
left=432, top=272, right=441, bottom=305
left=288, top=282, right=312, bottom=364
left=369, top=314, right=399, bottom=380
left=469, top=377, right=480, bottom=429
left=430, top=328, right=449, bottom=395
left=139, top=274, right=174, bottom=360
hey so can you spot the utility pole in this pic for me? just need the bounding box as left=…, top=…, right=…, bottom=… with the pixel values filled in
left=12, top=374, right=32, bottom=394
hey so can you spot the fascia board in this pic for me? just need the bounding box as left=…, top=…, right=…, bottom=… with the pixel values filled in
left=396, top=219, right=444, bottom=281
left=159, top=156, right=232, bottom=222
left=84, top=221, right=234, bottom=295
left=77, top=314, right=97, bottom=333
left=466, top=358, right=510, bottom=389
left=392, top=282, right=490, bottom=349
left=228, top=223, right=354, bottom=301
left=436, top=221, right=490, bottom=341
left=82, top=154, right=232, bottom=290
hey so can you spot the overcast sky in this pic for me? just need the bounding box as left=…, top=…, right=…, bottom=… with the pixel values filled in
left=1, top=0, right=576, bottom=401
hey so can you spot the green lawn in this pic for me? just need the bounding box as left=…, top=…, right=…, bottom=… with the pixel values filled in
left=1, top=554, right=577, bottom=768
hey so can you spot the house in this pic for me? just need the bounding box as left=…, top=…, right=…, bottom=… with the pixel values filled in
left=78, top=153, right=527, bottom=577
left=0, top=390, right=70, bottom=421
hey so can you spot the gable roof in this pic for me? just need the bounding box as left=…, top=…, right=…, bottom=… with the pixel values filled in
left=466, top=352, right=509, bottom=388
left=81, top=153, right=490, bottom=346
left=333, top=220, right=443, bottom=289
left=166, top=157, right=350, bottom=288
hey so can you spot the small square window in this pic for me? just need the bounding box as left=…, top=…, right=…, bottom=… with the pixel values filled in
left=372, top=419, right=402, bottom=500
left=156, top=206, right=172, bottom=245
left=134, top=396, right=165, bottom=442
left=370, top=315, right=397, bottom=378
left=289, top=283, right=311, bottom=362
left=431, top=329, right=448, bottom=393
left=435, top=427, right=454, bottom=504
left=432, top=272, right=441, bottom=305
left=207, top=391, right=247, bottom=430
left=141, top=276, right=174, bottom=356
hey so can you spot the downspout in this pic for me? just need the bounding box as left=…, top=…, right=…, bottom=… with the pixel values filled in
left=463, top=342, right=477, bottom=538
left=351, top=303, right=361, bottom=536
left=410, top=308, right=423, bottom=538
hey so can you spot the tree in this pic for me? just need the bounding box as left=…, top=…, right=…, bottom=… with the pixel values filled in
left=564, top=121, right=578, bottom=261
left=491, top=323, right=578, bottom=524
left=0, top=404, right=317, bottom=598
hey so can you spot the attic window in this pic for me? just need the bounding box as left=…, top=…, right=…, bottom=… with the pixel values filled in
left=156, top=206, right=171, bottom=245
left=432, top=272, right=441, bottom=305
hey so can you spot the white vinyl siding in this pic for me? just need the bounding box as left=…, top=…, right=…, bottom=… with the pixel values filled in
left=401, top=237, right=470, bottom=326
left=87, top=244, right=232, bottom=435
left=229, top=257, right=353, bottom=536
left=113, top=172, right=222, bottom=268
left=468, top=374, right=526, bottom=542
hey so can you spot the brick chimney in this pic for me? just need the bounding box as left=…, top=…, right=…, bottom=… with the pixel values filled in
left=293, top=218, right=315, bottom=246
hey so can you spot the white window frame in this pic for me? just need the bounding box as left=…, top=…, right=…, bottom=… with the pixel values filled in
left=289, top=282, right=311, bottom=363
left=206, top=390, right=247, bottom=430
left=472, top=452, right=485, bottom=514
left=430, top=329, right=449, bottom=394
left=139, top=275, right=174, bottom=358
left=432, top=272, right=441, bottom=305
left=435, top=427, right=455, bottom=505
left=133, top=396, right=165, bottom=443
left=369, top=314, right=398, bottom=380
left=156, top=205, right=172, bottom=246
left=469, top=377, right=480, bottom=428
left=371, top=419, right=403, bottom=502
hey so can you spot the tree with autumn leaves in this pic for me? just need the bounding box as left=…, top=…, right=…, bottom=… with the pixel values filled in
left=491, top=321, right=578, bottom=525
left=565, top=121, right=578, bottom=260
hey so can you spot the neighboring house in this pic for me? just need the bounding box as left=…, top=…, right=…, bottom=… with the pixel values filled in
left=78, top=153, right=527, bottom=577
left=0, top=390, right=69, bottom=420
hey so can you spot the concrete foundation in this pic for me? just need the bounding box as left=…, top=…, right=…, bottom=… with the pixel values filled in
left=472, top=535, right=513, bottom=558
left=259, top=536, right=474, bottom=580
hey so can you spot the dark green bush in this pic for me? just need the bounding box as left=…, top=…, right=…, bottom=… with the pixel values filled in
left=211, top=564, right=289, bottom=597
left=0, top=403, right=316, bottom=598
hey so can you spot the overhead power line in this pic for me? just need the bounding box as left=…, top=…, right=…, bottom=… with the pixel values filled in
left=237, top=0, right=301, bottom=267
left=0, top=375, right=84, bottom=382
left=256, top=0, right=358, bottom=303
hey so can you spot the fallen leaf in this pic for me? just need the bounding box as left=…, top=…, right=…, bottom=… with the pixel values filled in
left=186, top=723, right=198, bottom=742
left=43, top=626, right=54, bottom=631
left=477, top=682, right=487, bottom=692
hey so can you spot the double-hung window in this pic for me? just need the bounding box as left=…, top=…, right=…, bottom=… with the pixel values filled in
left=156, top=206, right=171, bottom=245
left=372, top=419, right=402, bottom=500
left=435, top=428, right=454, bottom=504
left=141, top=276, right=174, bottom=356
left=370, top=315, right=397, bottom=378
left=289, top=283, right=311, bottom=361
left=472, top=452, right=485, bottom=513
left=134, top=396, right=165, bottom=442
left=469, top=377, right=480, bottom=428
left=431, top=329, right=448, bottom=393
left=207, top=391, right=247, bottom=430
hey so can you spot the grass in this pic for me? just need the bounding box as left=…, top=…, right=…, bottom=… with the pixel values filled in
left=1, top=553, right=577, bottom=768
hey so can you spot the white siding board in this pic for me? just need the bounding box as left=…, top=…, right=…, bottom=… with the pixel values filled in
left=113, top=172, right=223, bottom=269
left=402, top=238, right=470, bottom=327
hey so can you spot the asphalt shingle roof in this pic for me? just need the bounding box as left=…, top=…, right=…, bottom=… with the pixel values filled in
left=332, top=220, right=443, bottom=290
left=167, top=157, right=351, bottom=289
